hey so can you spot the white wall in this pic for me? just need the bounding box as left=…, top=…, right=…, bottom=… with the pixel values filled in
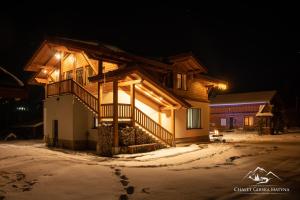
left=44, top=95, right=96, bottom=142
left=44, top=95, right=74, bottom=141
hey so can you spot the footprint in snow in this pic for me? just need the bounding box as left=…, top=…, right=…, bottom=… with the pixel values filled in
left=113, top=168, right=135, bottom=199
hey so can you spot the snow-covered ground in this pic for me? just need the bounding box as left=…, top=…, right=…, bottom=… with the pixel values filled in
left=1, top=133, right=300, bottom=200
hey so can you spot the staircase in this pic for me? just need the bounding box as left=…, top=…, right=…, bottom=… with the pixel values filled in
left=47, top=79, right=174, bottom=147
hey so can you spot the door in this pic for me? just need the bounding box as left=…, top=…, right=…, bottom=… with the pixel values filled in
left=53, top=120, right=58, bottom=146
left=76, top=67, right=84, bottom=85
left=229, top=117, right=234, bottom=129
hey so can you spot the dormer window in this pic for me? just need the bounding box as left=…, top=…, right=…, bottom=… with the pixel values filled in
left=176, top=73, right=187, bottom=90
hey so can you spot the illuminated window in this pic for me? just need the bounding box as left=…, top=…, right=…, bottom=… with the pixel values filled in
left=76, top=67, right=84, bottom=85
left=221, top=118, right=226, bottom=126
left=182, top=74, right=187, bottom=90
left=177, top=73, right=187, bottom=90
left=187, top=108, right=201, bottom=129
left=244, top=116, right=254, bottom=126
left=86, top=66, right=94, bottom=84
left=177, top=73, right=182, bottom=89
left=65, top=70, right=73, bottom=79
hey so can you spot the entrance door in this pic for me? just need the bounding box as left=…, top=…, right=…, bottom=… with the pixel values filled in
left=53, top=120, right=58, bottom=146
left=229, top=117, right=234, bottom=129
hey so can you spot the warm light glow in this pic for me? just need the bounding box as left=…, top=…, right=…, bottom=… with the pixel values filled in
left=53, top=69, right=59, bottom=77
left=42, top=69, right=47, bottom=74
left=217, top=83, right=227, bottom=90
left=214, top=129, right=219, bottom=135
left=69, top=54, right=75, bottom=63
left=55, top=52, right=61, bottom=60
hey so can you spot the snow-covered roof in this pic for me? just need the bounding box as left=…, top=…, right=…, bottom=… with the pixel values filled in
left=210, top=90, right=277, bottom=105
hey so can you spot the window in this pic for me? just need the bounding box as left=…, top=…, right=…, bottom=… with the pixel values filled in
left=187, top=108, right=201, bottom=129
left=221, top=118, right=226, bottom=126
left=86, top=66, right=94, bottom=84
left=65, top=70, right=73, bottom=79
left=177, top=73, right=182, bottom=89
left=182, top=74, right=187, bottom=90
left=177, top=73, right=187, bottom=90
left=76, top=67, right=84, bottom=85
left=244, top=116, right=254, bottom=126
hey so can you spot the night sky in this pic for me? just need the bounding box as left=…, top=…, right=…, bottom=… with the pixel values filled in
left=1, top=2, right=299, bottom=108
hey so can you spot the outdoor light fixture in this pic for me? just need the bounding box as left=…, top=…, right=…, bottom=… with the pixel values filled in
left=218, top=83, right=227, bottom=90
left=55, top=52, right=61, bottom=60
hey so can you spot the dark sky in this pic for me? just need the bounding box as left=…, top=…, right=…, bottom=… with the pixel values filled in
left=1, top=2, right=299, bottom=107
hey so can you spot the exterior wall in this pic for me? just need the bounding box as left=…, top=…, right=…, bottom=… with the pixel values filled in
left=173, top=76, right=208, bottom=102
left=44, top=94, right=96, bottom=149
left=175, top=100, right=209, bottom=141
left=209, top=103, right=265, bottom=131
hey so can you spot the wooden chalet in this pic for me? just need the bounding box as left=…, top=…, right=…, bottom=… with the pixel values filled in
left=210, top=90, right=284, bottom=134
left=24, top=37, right=227, bottom=154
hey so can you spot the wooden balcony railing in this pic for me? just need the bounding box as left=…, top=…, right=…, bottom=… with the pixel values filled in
left=135, top=107, right=174, bottom=146
left=47, top=79, right=98, bottom=113
left=100, top=103, right=132, bottom=119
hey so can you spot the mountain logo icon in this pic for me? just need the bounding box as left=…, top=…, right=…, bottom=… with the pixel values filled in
left=243, top=167, right=282, bottom=184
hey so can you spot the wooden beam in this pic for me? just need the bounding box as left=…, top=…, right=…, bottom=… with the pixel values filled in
left=130, top=84, right=135, bottom=126
left=98, top=60, right=103, bottom=125
left=82, top=52, right=98, bottom=74
left=58, top=52, right=63, bottom=94
left=160, top=105, right=180, bottom=111
left=113, top=80, right=119, bottom=148
left=171, top=109, right=175, bottom=138
left=118, top=79, right=141, bottom=86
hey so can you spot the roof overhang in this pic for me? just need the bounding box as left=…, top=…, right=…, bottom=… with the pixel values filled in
left=89, top=67, right=191, bottom=108
left=168, top=52, right=208, bottom=73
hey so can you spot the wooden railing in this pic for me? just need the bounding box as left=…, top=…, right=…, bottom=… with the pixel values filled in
left=134, top=107, right=174, bottom=146
left=47, top=79, right=98, bottom=113
left=100, top=103, right=131, bottom=119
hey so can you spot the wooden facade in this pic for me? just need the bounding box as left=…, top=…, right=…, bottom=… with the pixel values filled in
left=24, top=37, right=226, bottom=154
left=209, top=91, right=283, bottom=134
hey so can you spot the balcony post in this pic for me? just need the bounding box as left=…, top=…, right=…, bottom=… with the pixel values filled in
left=97, top=59, right=103, bottom=125
left=171, top=108, right=176, bottom=147
left=112, top=80, right=119, bottom=154
left=130, top=84, right=135, bottom=126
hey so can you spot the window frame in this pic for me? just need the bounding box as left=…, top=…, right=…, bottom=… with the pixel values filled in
left=176, top=73, right=182, bottom=89
left=244, top=116, right=254, bottom=126
left=182, top=73, right=187, bottom=90
left=186, top=108, right=202, bottom=129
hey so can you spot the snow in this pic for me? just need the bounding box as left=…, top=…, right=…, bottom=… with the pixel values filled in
left=222, top=131, right=300, bottom=143
left=1, top=133, right=300, bottom=200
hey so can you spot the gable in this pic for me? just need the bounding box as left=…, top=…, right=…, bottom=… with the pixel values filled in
left=168, top=53, right=208, bottom=73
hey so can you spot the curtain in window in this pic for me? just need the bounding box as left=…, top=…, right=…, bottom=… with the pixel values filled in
left=187, top=108, right=201, bottom=129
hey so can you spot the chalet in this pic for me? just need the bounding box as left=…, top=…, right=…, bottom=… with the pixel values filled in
left=24, top=37, right=227, bottom=155
left=209, top=90, right=284, bottom=134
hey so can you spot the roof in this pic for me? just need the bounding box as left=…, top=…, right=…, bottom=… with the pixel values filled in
left=168, top=52, right=208, bottom=73
left=210, top=90, right=277, bottom=105
left=0, top=67, right=27, bottom=99
left=24, top=37, right=171, bottom=72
